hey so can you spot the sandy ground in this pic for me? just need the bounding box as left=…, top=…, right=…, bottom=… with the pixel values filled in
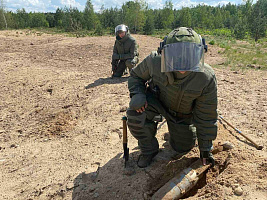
left=0, top=30, right=266, bottom=200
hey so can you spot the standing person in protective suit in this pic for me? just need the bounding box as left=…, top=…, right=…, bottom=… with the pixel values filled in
left=126, top=27, right=217, bottom=168
left=111, top=24, right=139, bottom=77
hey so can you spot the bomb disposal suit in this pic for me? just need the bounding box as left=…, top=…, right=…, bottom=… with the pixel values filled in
left=112, top=24, right=139, bottom=77
left=127, top=27, right=218, bottom=168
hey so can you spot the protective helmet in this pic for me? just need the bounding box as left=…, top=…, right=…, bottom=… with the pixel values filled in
left=161, top=27, right=205, bottom=72
left=166, top=27, right=201, bottom=44
left=115, top=24, right=129, bottom=36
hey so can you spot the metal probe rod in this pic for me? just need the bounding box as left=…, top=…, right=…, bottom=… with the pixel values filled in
left=219, top=115, right=263, bottom=150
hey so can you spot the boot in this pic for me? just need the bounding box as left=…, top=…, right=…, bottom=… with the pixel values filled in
left=137, top=151, right=158, bottom=168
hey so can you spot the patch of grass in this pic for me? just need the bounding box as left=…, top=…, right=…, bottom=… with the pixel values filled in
left=195, top=28, right=233, bottom=38
left=225, top=45, right=231, bottom=51
left=225, top=46, right=266, bottom=70
left=209, top=40, right=215, bottom=45
left=212, top=64, right=222, bottom=69
left=30, top=27, right=113, bottom=37
left=201, top=32, right=267, bottom=70
left=230, top=39, right=236, bottom=44
left=223, top=58, right=231, bottom=66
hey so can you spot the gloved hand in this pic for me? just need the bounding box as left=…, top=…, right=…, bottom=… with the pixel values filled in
left=200, top=151, right=215, bottom=167
left=111, top=60, right=119, bottom=71
left=112, top=64, right=116, bottom=71
left=129, top=93, right=146, bottom=111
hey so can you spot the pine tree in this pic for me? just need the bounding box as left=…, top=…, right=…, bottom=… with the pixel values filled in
left=0, top=0, right=7, bottom=29
left=84, top=0, right=96, bottom=30
left=248, top=0, right=267, bottom=41
left=143, top=9, right=154, bottom=35
left=122, top=0, right=145, bottom=33
left=55, top=8, right=64, bottom=28
left=161, top=0, right=174, bottom=29
left=178, top=7, right=192, bottom=28
left=214, top=8, right=223, bottom=28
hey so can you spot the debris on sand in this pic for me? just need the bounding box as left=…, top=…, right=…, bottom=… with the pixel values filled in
left=234, top=186, right=243, bottom=196
left=222, top=141, right=235, bottom=150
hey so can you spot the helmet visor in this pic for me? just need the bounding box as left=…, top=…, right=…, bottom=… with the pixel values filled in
left=161, top=42, right=204, bottom=72
left=115, top=25, right=127, bottom=35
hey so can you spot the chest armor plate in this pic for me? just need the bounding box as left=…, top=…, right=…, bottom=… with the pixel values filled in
left=152, top=73, right=204, bottom=114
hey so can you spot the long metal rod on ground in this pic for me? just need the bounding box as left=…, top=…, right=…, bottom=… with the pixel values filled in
left=218, top=115, right=263, bottom=150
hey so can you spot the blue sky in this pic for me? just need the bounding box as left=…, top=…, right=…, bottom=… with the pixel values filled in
left=4, top=0, right=246, bottom=13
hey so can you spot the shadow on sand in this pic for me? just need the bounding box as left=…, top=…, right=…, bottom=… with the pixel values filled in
left=85, top=76, right=128, bottom=89
left=71, top=139, right=196, bottom=200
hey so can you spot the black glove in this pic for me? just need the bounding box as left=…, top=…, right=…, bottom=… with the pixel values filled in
left=129, top=94, right=146, bottom=110
left=112, top=64, right=116, bottom=71
left=111, top=60, right=119, bottom=71
left=200, top=151, right=215, bottom=167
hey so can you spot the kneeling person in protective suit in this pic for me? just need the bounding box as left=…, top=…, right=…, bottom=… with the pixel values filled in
left=127, top=27, right=217, bottom=168
left=111, top=24, right=139, bottom=77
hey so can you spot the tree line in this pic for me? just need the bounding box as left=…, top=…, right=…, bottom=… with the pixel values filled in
left=0, top=0, right=266, bottom=41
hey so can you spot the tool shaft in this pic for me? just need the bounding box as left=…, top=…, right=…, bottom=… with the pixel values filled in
left=122, top=118, right=127, bottom=144
left=219, top=115, right=263, bottom=150
left=122, top=116, right=129, bottom=167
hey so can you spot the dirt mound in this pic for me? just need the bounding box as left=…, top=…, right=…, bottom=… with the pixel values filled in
left=0, top=30, right=266, bottom=200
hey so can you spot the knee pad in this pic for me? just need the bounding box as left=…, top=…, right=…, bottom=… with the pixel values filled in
left=168, top=123, right=196, bottom=153
left=126, top=109, right=148, bottom=139
left=169, top=138, right=195, bottom=153
left=126, top=109, right=146, bottom=128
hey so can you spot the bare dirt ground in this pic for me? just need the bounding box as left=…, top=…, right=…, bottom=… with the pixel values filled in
left=0, top=30, right=266, bottom=200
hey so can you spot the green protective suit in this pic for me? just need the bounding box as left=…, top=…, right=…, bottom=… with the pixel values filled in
left=127, top=51, right=217, bottom=155
left=112, top=33, right=139, bottom=77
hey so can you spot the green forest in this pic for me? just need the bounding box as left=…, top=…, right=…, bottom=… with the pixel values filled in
left=0, top=0, right=266, bottom=41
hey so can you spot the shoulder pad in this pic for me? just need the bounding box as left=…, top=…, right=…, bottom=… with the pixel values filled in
left=203, top=63, right=215, bottom=74
left=201, top=63, right=216, bottom=82
left=128, top=34, right=136, bottom=41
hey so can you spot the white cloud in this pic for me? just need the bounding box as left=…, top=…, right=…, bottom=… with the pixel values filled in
left=61, top=0, right=79, bottom=7
left=145, top=0, right=164, bottom=9
left=27, top=0, right=40, bottom=6
left=5, top=0, right=83, bottom=12
left=5, top=0, right=246, bottom=12
left=172, top=0, right=244, bottom=9
left=173, top=0, right=200, bottom=9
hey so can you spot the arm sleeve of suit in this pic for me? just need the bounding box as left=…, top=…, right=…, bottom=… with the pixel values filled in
left=121, top=40, right=138, bottom=60
left=112, top=41, right=120, bottom=60
left=128, top=54, right=151, bottom=97
left=193, top=74, right=218, bottom=151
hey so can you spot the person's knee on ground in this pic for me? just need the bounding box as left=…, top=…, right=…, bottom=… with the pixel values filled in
left=169, top=137, right=195, bottom=154
left=168, top=122, right=197, bottom=154
left=113, top=60, right=126, bottom=77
